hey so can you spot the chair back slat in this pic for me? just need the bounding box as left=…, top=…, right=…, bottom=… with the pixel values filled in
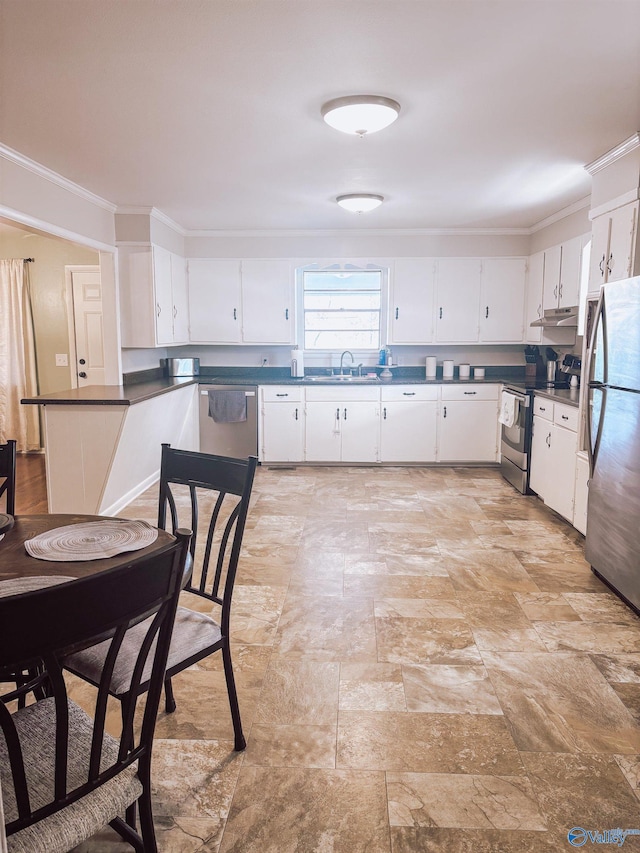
left=0, top=529, right=190, bottom=839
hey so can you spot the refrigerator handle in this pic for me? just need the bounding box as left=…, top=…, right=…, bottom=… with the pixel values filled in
left=587, top=289, right=606, bottom=386
left=587, top=385, right=606, bottom=476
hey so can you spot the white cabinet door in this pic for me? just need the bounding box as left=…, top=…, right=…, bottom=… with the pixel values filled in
left=542, top=244, right=562, bottom=312
left=241, top=260, right=293, bottom=344
left=435, top=259, right=481, bottom=343
left=529, top=414, right=552, bottom=499
left=170, top=253, right=189, bottom=343
left=480, top=258, right=526, bottom=342
left=525, top=251, right=544, bottom=343
left=188, top=259, right=242, bottom=343
left=305, top=402, right=342, bottom=461
left=558, top=236, right=582, bottom=308
left=380, top=400, right=437, bottom=462
left=153, top=246, right=175, bottom=345
left=340, top=402, right=380, bottom=462
left=262, top=402, right=304, bottom=462
left=545, top=423, right=578, bottom=521
left=589, top=213, right=611, bottom=292
left=389, top=259, right=436, bottom=344
left=438, top=400, right=499, bottom=462
left=607, top=201, right=639, bottom=283
left=573, top=454, right=589, bottom=535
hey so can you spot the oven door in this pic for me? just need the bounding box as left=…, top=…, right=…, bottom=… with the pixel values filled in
left=500, top=390, right=532, bottom=470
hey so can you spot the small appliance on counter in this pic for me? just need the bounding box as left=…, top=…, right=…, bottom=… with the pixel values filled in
left=162, top=357, right=200, bottom=377
left=291, top=348, right=305, bottom=378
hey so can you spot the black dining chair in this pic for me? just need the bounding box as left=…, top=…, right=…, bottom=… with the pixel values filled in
left=65, top=445, right=258, bottom=752
left=0, top=528, right=191, bottom=853
left=0, top=439, right=17, bottom=516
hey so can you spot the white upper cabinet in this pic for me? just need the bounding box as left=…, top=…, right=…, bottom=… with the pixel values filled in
left=589, top=200, right=639, bottom=291
left=542, top=237, right=583, bottom=311
left=435, top=258, right=482, bottom=343
left=188, top=259, right=242, bottom=343
left=389, top=259, right=436, bottom=344
left=186, top=258, right=294, bottom=345
left=479, top=258, right=526, bottom=342
left=525, top=251, right=544, bottom=343
left=541, top=244, right=562, bottom=311
left=241, top=260, right=293, bottom=344
left=119, top=245, right=189, bottom=348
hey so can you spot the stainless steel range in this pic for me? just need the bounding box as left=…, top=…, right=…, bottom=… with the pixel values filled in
left=499, top=384, right=534, bottom=494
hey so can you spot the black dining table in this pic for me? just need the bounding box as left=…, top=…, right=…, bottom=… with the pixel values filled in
left=0, top=513, right=176, bottom=585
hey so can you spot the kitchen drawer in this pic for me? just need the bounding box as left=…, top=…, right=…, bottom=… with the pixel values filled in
left=261, top=385, right=303, bottom=403
left=441, top=383, right=499, bottom=401
left=534, top=397, right=553, bottom=420
left=554, top=403, right=579, bottom=431
left=305, top=386, right=380, bottom=402
left=381, top=385, right=438, bottom=402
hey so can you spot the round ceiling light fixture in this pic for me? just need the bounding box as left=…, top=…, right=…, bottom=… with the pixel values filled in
left=336, top=194, right=384, bottom=214
left=321, top=95, right=401, bottom=136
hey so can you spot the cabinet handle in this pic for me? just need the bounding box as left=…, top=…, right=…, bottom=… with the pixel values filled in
left=607, top=253, right=613, bottom=275
left=539, top=406, right=546, bottom=412
left=553, top=285, right=558, bottom=299
left=173, top=305, right=177, bottom=318
left=546, top=432, right=551, bottom=447
left=561, top=414, right=569, bottom=420
left=463, top=391, right=477, bottom=395
left=285, top=308, right=289, bottom=320
left=537, top=303, right=542, bottom=317
left=559, top=282, right=563, bottom=299
left=485, top=306, right=489, bottom=319
left=443, top=405, right=447, bottom=418
left=343, top=408, right=347, bottom=420
left=395, top=307, right=399, bottom=320
left=233, top=308, right=237, bottom=320
left=295, top=408, right=298, bottom=420
left=599, top=255, right=606, bottom=276
left=383, top=407, right=387, bottom=419
left=439, top=307, right=443, bottom=319
left=402, top=392, right=415, bottom=396
left=156, top=302, right=161, bottom=317
left=336, top=408, right=340, bottom=420
left=276, top=393, right=288, bottom=397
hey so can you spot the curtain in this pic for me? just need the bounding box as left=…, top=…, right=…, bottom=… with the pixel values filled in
left=0, top=259, right=41, bottom=451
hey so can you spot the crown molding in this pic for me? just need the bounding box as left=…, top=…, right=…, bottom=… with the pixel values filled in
left=585, top=133, right=640, bottom=176
left=528, top=195, right=591, bottom=234
left=0, top=204, right=116, bottom=252
left=115, top=206, right=187, bottom=236
left=0, top=142, right=117, bottom=213
left=185, top=226, right=531, bottom=238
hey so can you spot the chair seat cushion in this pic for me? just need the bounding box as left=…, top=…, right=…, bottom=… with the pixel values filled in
left=65, top=606, right=223, bottom=696
left=0, top=697, right=142, bottom=853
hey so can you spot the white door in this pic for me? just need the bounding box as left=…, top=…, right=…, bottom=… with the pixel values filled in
left=558, top=236, right=582, bottom=308
left=152, top=246, right=174, bottom=345
left=241, top=260, right=293, bottom=343
left=380, top=400, right=437, bottom=462
left=545, top=424, right=577, bottom=521
left=188, top=259, right=242, bottom=343
left=525, top=251, right=544, bottom=343
left=607, top=202, right=638, bottom=282
left=305, top=402, right=342, bottom=461
left=390, top=259, right=436, bottom=343
left=262, top=402, right=304, bottom=462
left=588, top=213, right=611, bottom=291
left=68, top=266, right=105, bottom=387
left=529, top=415, right=551, bottom=499
left=438, top=401, right=499, bottom=462
left=340, top=401, right=379, bottom=462
left=480, top=258, right=526, bottom=342
left=435, top=259, right=481, bottom=343
left=170, top=253, right=190, bottom=343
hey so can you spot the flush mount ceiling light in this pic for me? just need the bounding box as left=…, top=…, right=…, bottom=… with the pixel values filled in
left=321, top=95, right=401, bottom=136
left=336, top=194, right=384, bottom=213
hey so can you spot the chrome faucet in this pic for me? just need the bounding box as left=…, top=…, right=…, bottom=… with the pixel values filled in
left=340, top=350, right=354, bottom=375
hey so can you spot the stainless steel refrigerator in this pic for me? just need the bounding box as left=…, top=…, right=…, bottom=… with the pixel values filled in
left=586, top=275, right=640, bottom=611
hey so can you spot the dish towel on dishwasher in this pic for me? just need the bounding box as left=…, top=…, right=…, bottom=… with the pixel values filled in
left=208, top=390, right=247, bottom=423
left=498, top=392, right=519, bottom=428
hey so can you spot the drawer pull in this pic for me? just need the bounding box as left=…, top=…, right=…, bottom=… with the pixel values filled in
left=464, top=391, right=477, bottom=395
left=402, top=392, right=415, bottom=396
left=276, top=393, right=289, bottom=397
left=539, top=406, right=546, bottom=412
left=561, top=414, right=569, bottom=420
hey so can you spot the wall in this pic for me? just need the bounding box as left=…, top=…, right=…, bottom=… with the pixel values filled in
left=0, top=228, right=99, bottom=394
left=528, top=204, right=591, bottom=254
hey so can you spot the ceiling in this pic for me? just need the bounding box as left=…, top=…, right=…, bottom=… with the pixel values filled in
left=1, top=0, right=639, bottom=233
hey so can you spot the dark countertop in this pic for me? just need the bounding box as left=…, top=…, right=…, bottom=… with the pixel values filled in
left=22, top=366, right=531, bottom=406
left=505, top=380, right=581, bottom=408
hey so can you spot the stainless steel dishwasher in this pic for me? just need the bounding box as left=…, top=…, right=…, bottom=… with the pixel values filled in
left=198, top=385, right=258, bottom=458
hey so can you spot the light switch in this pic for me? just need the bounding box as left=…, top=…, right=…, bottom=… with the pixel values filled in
left=55, top=353, right=68, bottom=367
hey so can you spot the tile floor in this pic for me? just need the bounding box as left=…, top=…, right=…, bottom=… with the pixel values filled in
left=71, top=465, right=640, bottom=852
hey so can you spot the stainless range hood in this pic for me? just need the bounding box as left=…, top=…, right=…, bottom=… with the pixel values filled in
left=530, top=306, right=579, bottom=328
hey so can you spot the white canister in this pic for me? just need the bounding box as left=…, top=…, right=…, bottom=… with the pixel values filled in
left=473, top=367, right=485, bottom=380
left=426, top=356, right=437, bottom=378
left=443, top=360, right=454, bottom=379
left=459, top=363, right=470, bottom=379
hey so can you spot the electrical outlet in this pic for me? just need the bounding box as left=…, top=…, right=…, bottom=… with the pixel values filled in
left=55, top=353, right=68, bottom=367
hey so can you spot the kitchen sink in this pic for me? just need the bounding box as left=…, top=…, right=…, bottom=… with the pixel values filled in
left=306, top=375, right=379, bottom=383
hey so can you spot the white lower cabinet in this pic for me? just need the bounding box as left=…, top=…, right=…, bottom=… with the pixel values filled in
left=380, top=386, right=438, bottom=462
left=260, top=386, right=304, bottom=463
left=529, top=397, right=578, bottom=522
left=438, top=384, right=500, bottom=462
left=305, top=387, right=380, bottom=463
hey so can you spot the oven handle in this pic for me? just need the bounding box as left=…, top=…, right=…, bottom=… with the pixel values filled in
left=504, top=390, right=530, bottom=407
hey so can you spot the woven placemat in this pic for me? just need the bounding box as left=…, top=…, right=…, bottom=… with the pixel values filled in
left=24, top=519, right=158, bottom=562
